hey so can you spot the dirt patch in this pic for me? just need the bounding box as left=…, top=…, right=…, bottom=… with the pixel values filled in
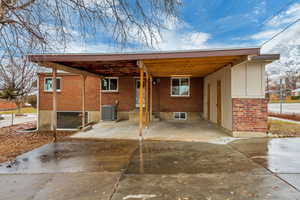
left=269, top=112, right=300, bottom=122
left=268, top=119, right=300, bottom=137
left=0, top=123, right=75, bottom=163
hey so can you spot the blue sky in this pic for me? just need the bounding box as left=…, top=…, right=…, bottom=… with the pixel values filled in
left=61, top=0, right=300, bottom=55
left=179, top=0, right=299, bottom=48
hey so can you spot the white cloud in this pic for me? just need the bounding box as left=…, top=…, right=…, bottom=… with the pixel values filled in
left=248, top=3, right=300, bottom=53
left=156, top=31, right=211, bottom=50
left=266, top=3, right=300, bottom=27
left=253, top=1, right=266, bottom=16
left=249, top=3, right=300, bottom=76
left=251, top=29, right=279, bottom=40
left=55, top=17, right=212, bottom=53
left=261, top=22, right=300, bottom=53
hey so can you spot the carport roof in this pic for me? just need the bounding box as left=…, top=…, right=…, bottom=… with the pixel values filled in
left=28, top=47, right=279, bottom=77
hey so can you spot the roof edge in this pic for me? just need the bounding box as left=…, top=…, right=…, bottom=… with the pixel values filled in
left=28, top=47, right=261, bottom=63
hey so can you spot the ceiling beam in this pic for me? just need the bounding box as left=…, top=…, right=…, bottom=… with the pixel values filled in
left=38, top=62, right=102, bottom=78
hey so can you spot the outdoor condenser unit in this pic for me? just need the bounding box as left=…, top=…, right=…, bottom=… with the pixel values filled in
left=101, top=105, right=117, bottom=121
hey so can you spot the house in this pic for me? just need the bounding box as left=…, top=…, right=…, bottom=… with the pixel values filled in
left=29, top=47, right=279, bottom=137
left=292, top=88, right=300, bottom=96
left=0, top=99, right=17, bottom=111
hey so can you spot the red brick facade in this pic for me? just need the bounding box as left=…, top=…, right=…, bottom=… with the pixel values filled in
left=38, top=74, right=100, bottom=111
left=38, top=74, right=203, bottom=113
left=0, top=100, right=17, bottom=111
left=101, top=77, right=136, bottom=111
left=153, top=77, right=203, bottom=112
left=232, top=98, right=268, bottom=132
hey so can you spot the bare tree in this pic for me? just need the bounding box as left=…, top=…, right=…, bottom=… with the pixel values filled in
left=284, top=68, right=300, bottom=95
left=0, top=0, right=180, bottom=59
left=0, top=58, right=36, bottom=113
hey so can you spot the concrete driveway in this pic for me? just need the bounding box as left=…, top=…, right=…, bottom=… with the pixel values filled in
left=1, top=138, right=300, bottom=199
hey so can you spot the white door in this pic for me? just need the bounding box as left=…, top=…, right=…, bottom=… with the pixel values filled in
left=136, top=80, right=145, bottom=108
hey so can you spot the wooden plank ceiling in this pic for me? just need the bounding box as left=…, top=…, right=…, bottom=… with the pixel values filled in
left=144, top=56, right=243, bottom=77
left=55, top=55, right=244, bottom=77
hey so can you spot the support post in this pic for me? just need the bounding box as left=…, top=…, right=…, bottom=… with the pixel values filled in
left=145, top=72, right=149, bottom=126
left=150, top=76, right=153, bottom=122
left=81, top=75, right=87, bottom=128
left=52, top=67, right=57, bottom=141
left=139, top=68, right=144, bottom=137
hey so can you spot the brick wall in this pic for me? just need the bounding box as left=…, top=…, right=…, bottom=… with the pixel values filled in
left=232, top=98, right=268, bottom=132
left=38, top=74, right=203, bottom=113
left=0, top=100, right=17, bottom=111
left=38, top=74, right=100, bottom=111
left=154, top=77, right=203, bottom=112
left=101, top=77, right=135, bottom=111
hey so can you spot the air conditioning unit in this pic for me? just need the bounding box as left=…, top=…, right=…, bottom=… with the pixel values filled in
left=101, top=105, right=117, bottom=121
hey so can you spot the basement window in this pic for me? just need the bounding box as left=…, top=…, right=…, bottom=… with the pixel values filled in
left=101, top=77, right=118, bottom=92
left=57, top=111, right=88, bottom=129
left=173, top=112, right=187, bottom=120
left=171, top=77, right=190, bottom=97
left=44, top=77, right=61, bottom=92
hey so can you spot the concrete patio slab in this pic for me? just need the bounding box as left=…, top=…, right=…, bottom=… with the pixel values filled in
left=1, top=138, right=300, bottom=199
left=32, top=172, right=120, bottom=200
left=277, top=174, right=300, bottom=191
left=113, top=173, right=300, bottom=200
left=0, top=173, right=52, bottom=200
left=72, top=120, right=234, bottom=143
left=126, top=140, right=269, bottom=175
left=229, top=138, right=300, bottom=174
left=72, top=121, right=140, bottom=140
left=144, top=120, right=233, bottom=143
left=0, top=140, right=138, bottom=174
left=0, top=172, right=120, bottom=200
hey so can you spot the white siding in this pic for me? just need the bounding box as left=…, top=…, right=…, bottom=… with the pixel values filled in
left=203, top=65, right=232, bottom=131
left=231, top=62, right=265, bottom=98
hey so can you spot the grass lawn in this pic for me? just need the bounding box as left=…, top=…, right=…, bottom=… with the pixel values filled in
left=269, top=119, right=300, bottom=136
left=0, top=107, right=37, bottom=115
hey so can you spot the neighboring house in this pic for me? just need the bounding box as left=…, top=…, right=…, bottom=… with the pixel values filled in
left=0, top=99, right=17, bottom=111
left=30, top=47, right=279, bottom=137
left=292, top=88, right=300, bottom=96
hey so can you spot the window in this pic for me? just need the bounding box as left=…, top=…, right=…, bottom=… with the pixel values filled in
left=57, top=112, right=88, bottom=129
left=44, top=77, right=61, bottom=91
left=101, top=77, right=118, bottom=92
left=173, top=112, right=187, bottom=120
left=171, top=77, right=190, bottom=96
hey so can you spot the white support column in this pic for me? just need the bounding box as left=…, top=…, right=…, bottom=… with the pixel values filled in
left=81, top=75, right=87, bottom=127
left=139, top=68, right=144, bottom=137
left=52, top=67, right=57, bottom=140
left=150, top=76, right=153, bottom=122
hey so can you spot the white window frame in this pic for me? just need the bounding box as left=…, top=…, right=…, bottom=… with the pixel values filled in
left=101, top=77, right=119, bottom=92
left=170, top=77, right=190, bottom=97
left=173, top=112, right=187, bottom=120
left=44, top=77, right=61, bottom=92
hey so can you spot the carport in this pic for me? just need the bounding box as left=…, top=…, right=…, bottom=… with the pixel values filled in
left=28, top=48, right=279, bottom=137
